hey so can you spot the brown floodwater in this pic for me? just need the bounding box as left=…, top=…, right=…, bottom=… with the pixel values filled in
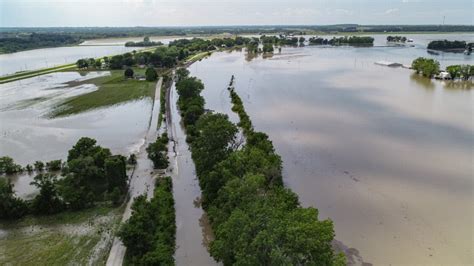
left=188, top=34, right=473, bottom=265
left=0, top=72, right=153, bottom=198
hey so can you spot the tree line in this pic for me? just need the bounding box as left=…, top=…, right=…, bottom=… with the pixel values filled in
left=1, top=138, right=129, bottom=219
left=125, top=36, right=163, bottom=47
left=174, top=70, right=345, bottom=265
left=117, top=176, right=176, bottom=265
left=309, top=36, right=374, bottom=46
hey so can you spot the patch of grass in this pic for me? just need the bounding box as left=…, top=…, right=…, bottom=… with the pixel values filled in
left=0, top=206, right=122, bottom=265
left=50, top=70, right=157, bottom=118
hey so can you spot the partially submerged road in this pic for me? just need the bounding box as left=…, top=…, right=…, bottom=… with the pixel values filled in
left=167, top=80, right=218, bottom=265
left=106, top=77, right=163, bottom=266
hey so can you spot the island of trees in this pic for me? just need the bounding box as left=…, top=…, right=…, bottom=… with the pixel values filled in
left=411, top=57, right=473, bottom=80
left=387, top=36, right=407, bottom=42
left=309, top=36, right=374, bottom=46
left=427, top=40, right=473, bottom=53
left=124, top=36, right=163, bottom=47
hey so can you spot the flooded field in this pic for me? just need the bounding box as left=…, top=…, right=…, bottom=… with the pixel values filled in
left=0, top=72, right=152, bottom=197
left=0, top=45, right=144, bottom=76
left=189, top=34, right=473, bottom=264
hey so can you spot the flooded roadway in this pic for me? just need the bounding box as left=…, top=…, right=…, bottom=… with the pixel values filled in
left=106, top=77, right=163, bottom=266
left=189, top=35, right=473, bottom=265
left=167, top=80, right=218, bottom=266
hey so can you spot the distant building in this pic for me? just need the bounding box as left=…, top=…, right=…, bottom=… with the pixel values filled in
left=435, top=71, right=452, bottom=80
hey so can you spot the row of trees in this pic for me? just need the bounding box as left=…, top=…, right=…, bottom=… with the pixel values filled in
left=446, top=65, right=474, bottom=80
left=118, top=176, right=175, bottom=265
left=309, top=36, right=374, bottom=46
left=175, top=71, right=345, bottom=265
left=0, top=157, right=62, bottom=175
left=1, top=138, right=129, bottom=219
left=124, top=36, right=163, bottom=47
left=387, top=36, right=407, bottom=42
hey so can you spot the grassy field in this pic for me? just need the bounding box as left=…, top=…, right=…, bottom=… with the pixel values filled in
left=50, top=70, right=157, bottom=118
left=0, top=206, right=122, bottom=265
left=0, top=64, right=77, bottom=84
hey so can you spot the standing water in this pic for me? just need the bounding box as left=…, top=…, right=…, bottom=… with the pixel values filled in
left=189, top=34, right=473, bottom=265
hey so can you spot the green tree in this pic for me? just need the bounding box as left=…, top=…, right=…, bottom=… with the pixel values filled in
left=30, top=174, right=63, bottom=215
left=34, top=161, right=44, bottom=171
left=46, top=160, right=62, bottom=171
left=446, top=65, right=461, bottom=79
left=76, top=59, right=89, bottom=69
left=146, top=137, right=169, bottom=169
left=145, top=67, right=158, bottom=81
left=124, top=68, right=134, bottom=78
left=0, top=156, right=21, bottom=174
left=412, top=57, right=440, bottom=78
left=0, top=179, right=29, bottom=219
left=191, top=113, right=238, bottom=176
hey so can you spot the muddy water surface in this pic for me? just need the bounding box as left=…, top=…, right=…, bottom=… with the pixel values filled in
left=189, top=34, right=473, bottom=265
left=0, top=72, right=152, bottom=197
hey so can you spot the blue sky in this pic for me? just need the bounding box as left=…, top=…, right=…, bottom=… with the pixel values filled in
left=1, top=0, right=473, bottom=27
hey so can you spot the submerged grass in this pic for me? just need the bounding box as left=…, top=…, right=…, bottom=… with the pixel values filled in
left=50, top=70, right=156, bottom=118
left=0, top=206, right=122, bottom=265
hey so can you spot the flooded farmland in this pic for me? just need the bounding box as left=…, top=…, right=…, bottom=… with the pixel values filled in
left=0, top=72, right=152, bottom=198
left=189, top=34, right=473, bottom=264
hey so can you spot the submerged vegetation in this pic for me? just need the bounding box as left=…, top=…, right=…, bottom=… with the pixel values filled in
left=50, top=70, right=156, bottom=118
left=411, top=57, right=473, bottom=80
left=309, top=36, right=374, bottom=46
left=0, top=137, right=129, bottom=220
left=174, top=70, right=345, bottom=265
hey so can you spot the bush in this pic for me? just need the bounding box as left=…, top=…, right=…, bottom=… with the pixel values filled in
left=46, top=160, right=62, bottom=171
left=146, top=134, right=169, bottom=169
left=124, top=68, right=134, bottom=78
left=145, top=67, right=158, bottom=81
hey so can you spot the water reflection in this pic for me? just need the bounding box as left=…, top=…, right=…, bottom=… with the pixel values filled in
left=410, top=73, right=435, bottom=89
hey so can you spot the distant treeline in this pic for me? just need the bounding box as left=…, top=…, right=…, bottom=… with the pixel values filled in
left=0, top=33, right=80, bottom=53
left=124, top=36, right=163, bottom=47
left=1, top=24, right=473, bottom=53
left=309, top=36, right=374, bottom=46
left=427, top=40, right=473, bottom=51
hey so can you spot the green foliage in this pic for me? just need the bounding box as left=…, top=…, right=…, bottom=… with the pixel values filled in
left=118, top=177, right=175, bottom=265
left=175, top=76, right=206, bottom=128
left=124, top=68, right=134, bottom=78
left=34, top=161, right=45, bottom=171
left=427, top=40, right=468, bottom=50
left=191, top=113, right=238, bottom=176
left=146, top=134, right=169, bottom=169
left=46, top=160, right=62, bottom=171
left=262, top=43, right=274, bottom=53
left=30, top=174, right=64, bottom=215
left=447, top=64, right=474, bottom=80
left=0, top=156, right=22, bottom=174
left=145, top=67, right=158, bottom=81
left=387, top=36, right=407, bottom=42
left=60, top=137, right=126, bottom=210
left=0, top=179, right=29, bottom=219
left=411, top=57, right=440, bottom=78
left=175, top=76, right=342, bottom=264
